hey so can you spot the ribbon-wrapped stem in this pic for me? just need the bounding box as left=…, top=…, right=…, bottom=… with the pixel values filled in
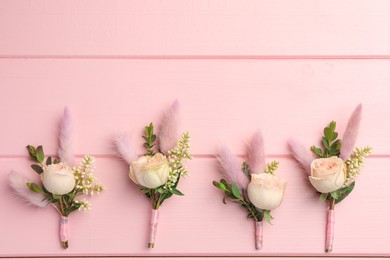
left=255, top=220, right=263, bottom=250
left=325, top=199, right=335, bottom=253
left=148, top=209, right=159, bottom=248
left=60, top=216, right=69, bottom=249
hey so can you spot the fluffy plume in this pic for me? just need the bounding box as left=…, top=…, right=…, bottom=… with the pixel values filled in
left=58, top=106, right=74, bottom=166
left=246, top=130, right=266, bottom=173
left=114, top=133, right=137, bottom=165
left=216, top=146, right=249, bottom=189
left=340, top=104, right=363, bottom=160
left=158, top=100, right=180, bottom=154
left=8, top=171, right=48, bottom=207
left=288, top=138, right=313, bottom=175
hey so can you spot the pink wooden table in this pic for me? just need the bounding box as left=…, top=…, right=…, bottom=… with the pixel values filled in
left=1, top=1, right=390, bottom=259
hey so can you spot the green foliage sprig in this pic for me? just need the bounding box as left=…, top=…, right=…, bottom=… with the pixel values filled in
left=213, top=179, right=272, bottom=223
left=143, top=123, right=157, bottom=156
left=311, top=121, right=341, bottom=158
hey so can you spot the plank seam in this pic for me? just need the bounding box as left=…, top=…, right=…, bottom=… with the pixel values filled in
left=0, top=154, right=387, bottom=159
left=2, top=55, right=390, bottom=60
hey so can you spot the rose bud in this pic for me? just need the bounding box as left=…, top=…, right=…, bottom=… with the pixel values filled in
left=309, top=156, right=346, bottom=193
left=247, top=173, right=287, bottom=210
left=129, top=153, right=170, bottom=189
left=41, top=163, right=76, bottom=195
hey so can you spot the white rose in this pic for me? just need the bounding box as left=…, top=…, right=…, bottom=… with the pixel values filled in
left=309, top=156, right=346, bottom=193
left=129, top=153, right=170, bottom=189
left=41, top=163, right=75, bottom=195
left=247, top=173, right=287, bottom=210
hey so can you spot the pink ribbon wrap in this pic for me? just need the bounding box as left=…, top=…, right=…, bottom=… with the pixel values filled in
left=255, top=221, right=263, bottom=250
left=148, top=209, right=159, bottom=248
left=60, top=216, right=69, bottom=249
left=325, top=209, right=335, bottom=253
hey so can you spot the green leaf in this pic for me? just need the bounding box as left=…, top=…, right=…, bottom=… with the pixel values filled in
left=213, top=181, right=227, bottom=191
left=35, top=145, right=44, bottom=163
left=231, top=183, right=241, bottom=199
left=311, top=146, right=323, bottom=157
left=329, top=121, right=336, bottom=133
left=336, top=182, right=355, bottom=204
left=155, top=187, right=166, bottom=194
left=46, top=156, right=52, bottom=166
left=264, top=210, right=272, bottom=224
left=171, top=188, right=184, bottom=196
left=26, top=145, right=37, bottom=160
left=140, top=188, right=151, bottom=193
left=319, top=193, right=329, bottom=201
left=26, top=182, right=42, bottom=193
left=322, top=137, right=330, bottom=149
left=324, top=127, right=333, bottom=141
left=330, top=191, right=340, bottom=200
left=31, top=164, right=43, bottom=174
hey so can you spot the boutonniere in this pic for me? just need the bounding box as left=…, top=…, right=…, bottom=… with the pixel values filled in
left=114, top=100, right=192, bottom=248
left=289, top=104, right=372, bottom=252
left=213, top=130, right=287, bottom=250
left=8, top=107, right=104, bottom=249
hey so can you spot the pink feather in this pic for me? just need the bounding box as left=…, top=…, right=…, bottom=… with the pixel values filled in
left=246, top=130, right=266, bottom=173
left=340, top=104, right=363, bottom=160
left=58, top=106, right=74, bottom=166
left=158, top=100, right=180, bottom=154
left=288, top=138, right=313, bottom=175
left=216, top=146, right=249, bottom=189
left=114, top=133, right=137, bottom=165
left=8, top=171, right=48, bottom=207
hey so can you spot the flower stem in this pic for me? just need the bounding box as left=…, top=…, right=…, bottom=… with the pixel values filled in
left=59, top=196, right=66, bottom=216
left=60, top=215, right=69, bottom=249
left=148, top=208, right=159, bottom=248
left=255, top=221, right=263, bottom=250
left=325, top=198, right=335, bottom=253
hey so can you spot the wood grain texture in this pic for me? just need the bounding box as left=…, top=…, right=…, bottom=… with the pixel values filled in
left=1, top=0, right=390, bottom=56
left=0, top=157, right=388, bottom=257
left=1, top=1, right=390, bottom=258
left=0, top=59, right=389, bottom=156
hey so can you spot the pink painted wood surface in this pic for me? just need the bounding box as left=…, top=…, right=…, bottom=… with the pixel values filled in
left=1, top=1, right=390, bottom=258
left=0, top=59, right=389, bottom=156
left=1, top=1, right=390, bottom=56
left=0, top=157, right=388, bottom=256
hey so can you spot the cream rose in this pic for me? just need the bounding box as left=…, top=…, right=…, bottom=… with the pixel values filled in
left=41, top=163, right=75, bottom=195
left=309, top=156, right=346, bottom=193
left=247, top=173, right=287, bottom=210
left=129, top=153, right=170, bottom=189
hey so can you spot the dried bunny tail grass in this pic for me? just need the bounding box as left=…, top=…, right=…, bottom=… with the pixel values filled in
left=158, top=100, right=180, bottom=154
left=288, top=138, right=313, bottom=175
left=216, top=145, right=249, bottom=189
left=58, top=106, right=74, bottom=166
left=246, top=130, right=266, bottom=173
left=8, top=171, right=48, bottom=207
left=113, top=133, right=137, bottom=165
left=340, top=104, right=363, bottom=160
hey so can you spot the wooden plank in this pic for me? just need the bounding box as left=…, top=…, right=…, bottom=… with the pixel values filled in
left=0, top=157, right=388, bottom=256
left=1, top=0, right=390, bottom=56
left=0, top=59, right=388, bottom=156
